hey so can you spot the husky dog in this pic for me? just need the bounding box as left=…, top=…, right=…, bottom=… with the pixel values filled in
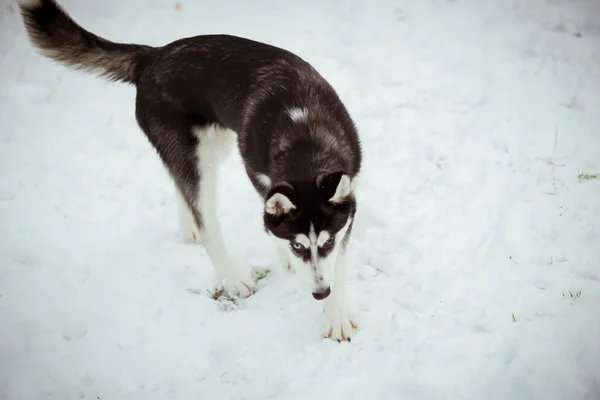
left=19, top=0, right=362, bottom=341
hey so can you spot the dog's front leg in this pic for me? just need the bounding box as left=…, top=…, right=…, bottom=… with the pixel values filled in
left=276, top=244, right=295, bottom=274
left=323, top=247, right=358, bottom=342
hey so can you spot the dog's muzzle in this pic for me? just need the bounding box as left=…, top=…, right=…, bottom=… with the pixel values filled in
left=312, top=287, right=331, bottom=300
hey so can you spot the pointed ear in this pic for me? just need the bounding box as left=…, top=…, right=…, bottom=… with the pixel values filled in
left=265, top=186, right=296, bottom=216
left=317, top=172, right=352, bottom=204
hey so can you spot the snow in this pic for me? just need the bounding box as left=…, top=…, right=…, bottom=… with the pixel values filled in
left=1, top=0, right=600, bottom=398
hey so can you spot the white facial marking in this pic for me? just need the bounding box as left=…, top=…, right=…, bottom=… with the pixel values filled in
left=256, top=173, right=271, bottom=190
left=329, top=174, right=351, bottom=204
left=287, top=107, right=308, bottom=123
left=309, top=223, right=318, bottom=262
left=294, top=234, right=310, bottom=249
left=267, top=215, right=354, bottom=296
left=315, top=218, right=352, bottom=288
left=317, top=230, right=331, bottom=247
left=265, top=193, right=295, bottom=216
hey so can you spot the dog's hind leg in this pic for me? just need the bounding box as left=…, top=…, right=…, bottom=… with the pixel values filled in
left=176, top=185, right=202, bottom=244
left=191, top=124, right=255, bottom=297
left=137, top=106, right=255, bottom=298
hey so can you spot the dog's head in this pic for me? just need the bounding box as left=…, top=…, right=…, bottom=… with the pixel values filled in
left=263, top=171, right=355, bottom=300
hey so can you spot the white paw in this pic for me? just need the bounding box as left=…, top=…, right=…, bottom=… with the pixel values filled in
left=323, top=300, right=358, bottom=342
left=221, top=268, right=256, bottom=299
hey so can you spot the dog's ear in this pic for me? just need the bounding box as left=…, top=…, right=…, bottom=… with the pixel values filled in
left=317, top=172, right=352, bottom=204
left=265, top=184, right=296, bottom=216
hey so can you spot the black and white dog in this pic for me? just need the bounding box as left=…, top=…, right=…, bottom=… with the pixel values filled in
left=19, top=0, right=362, bottom=341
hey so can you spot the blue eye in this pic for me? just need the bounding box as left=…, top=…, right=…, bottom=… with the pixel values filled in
left=323, top=238, right=335, bottom=249
left=292, top=242, right=304, bottom=250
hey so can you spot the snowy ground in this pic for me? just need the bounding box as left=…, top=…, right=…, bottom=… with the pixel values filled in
left=1, top=0, right=600, bottom=398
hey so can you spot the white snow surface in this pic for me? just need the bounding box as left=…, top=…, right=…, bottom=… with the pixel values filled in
left=1, top=0, right=600, bottom=398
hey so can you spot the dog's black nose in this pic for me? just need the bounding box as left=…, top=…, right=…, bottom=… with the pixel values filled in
left=312, top=287, right=331, bottom=300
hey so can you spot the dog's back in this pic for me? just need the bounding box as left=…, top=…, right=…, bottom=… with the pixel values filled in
left=19, top=0, right=361, bottom=181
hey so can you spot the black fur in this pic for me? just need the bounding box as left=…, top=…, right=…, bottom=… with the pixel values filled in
left=20, top=0, right=361, bottom=260
left=264, top=173, right=356, bottom=243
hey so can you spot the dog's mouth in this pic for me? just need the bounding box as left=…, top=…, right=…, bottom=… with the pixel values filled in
left=312, top=287, right=331, bottom=300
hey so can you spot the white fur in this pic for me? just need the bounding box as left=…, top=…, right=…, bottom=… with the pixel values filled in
left=296, top=228, right=332, bottom=250
left=256, top=173, right=271, bottom=191
left=276, top=243, right=294, bottom=273
left=294, top=233, right=310, bottom=249
left=311, top=218, right=352, bottom=292
left=323, top=248, right=358, bottom=341
left=265, top=193, right=296, bottom=215
left=278, top=217, right=353, bottom=295
left=190, top=125, right=255, bottom=297
left=176, top=186, right=201, bottom=244
left=308, top=224, right=323, bottom=286
left=273, top=216, right=357, bottom=341
left=329, top=174, right=351, bottom=204
left=317, top=230, right=330, bottom=247
left=287, top=107, right=308, bottom=122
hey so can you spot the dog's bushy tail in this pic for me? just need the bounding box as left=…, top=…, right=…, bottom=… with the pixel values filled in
left=19, top=0, right=154, bottom=84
